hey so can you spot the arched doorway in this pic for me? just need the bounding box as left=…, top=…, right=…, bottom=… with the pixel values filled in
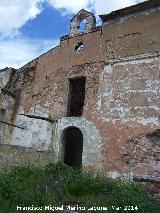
left=62, top=127, right=83, bottom=168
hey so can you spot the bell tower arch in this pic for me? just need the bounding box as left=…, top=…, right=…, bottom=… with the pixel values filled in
left=70, top=9, right=96, bottom=36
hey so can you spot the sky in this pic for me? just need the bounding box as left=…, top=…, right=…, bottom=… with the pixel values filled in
left=0, top=0, right=145, bottom=69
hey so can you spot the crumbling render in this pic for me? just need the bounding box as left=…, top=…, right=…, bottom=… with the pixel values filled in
left=122, top=129, right=160, bottom=177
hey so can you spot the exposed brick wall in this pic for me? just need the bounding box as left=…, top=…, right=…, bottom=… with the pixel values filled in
left=103, top=9, right=160, bottom=58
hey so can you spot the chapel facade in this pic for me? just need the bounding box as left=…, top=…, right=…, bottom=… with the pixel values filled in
left=0, top=0, right=160, bottom=178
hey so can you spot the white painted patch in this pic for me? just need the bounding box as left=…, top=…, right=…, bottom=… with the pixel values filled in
left=96, top=99, right=101, bottom=110
left=133, top=105, right=160, bottom=111
left=103, top=64, right=112, bottom=74
left=44, top=101, right=52, bottom=108
left=30, top=107, right=49, bottom=117
left=108, top=171, right=134, bottom=181
left=96, top=64, right=113, bottom=112
left=11, top=109, right=53, bottom=151
left=137, top=117, right=159, bottom=126
left=1, top=95, right=15, bottom=108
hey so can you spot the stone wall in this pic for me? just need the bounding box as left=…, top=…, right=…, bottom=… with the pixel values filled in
left=103, top=7, right=160, bottom=58
left=0, top=93, right=15, bottom=144
left=0, top=68, right=12, bottom=88
left=0, top=144, right=55, bottom=172
left=123, top=129, right=160, bottom=177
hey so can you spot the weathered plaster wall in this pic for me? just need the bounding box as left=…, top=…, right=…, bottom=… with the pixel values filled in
left=98, top=56, right=159, bottom=126
left=100, top=4, right=160, bottom=166
left=21, top=61, right=105, bottom=121
left=7, top=61, right=104, bottom=157
left=0, top=93, right=15, bottom=144
left=11, top=108, right=54, bottom=151
left=5, top=60, right=37, bottom=114
left=103, top=8, right=160, bottom=59
left=0, top=68, right=15, bottom=144
left=123, top=129, right=160, bottom=177
left=94, top=54, right=160, bottom=172
left=33, top=29, right=104, bottom=95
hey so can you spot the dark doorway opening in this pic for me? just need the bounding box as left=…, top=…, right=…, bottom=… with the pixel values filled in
left=67, top=77, right=86, bottom=117
left=62, top=127, right=83, bottom=168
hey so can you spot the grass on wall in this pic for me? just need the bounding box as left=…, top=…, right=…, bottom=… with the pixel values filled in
left=0, top=163, right=159, bottom=213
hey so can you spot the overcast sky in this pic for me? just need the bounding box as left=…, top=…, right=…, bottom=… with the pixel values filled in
left=0, top=0, right=145, bottom=69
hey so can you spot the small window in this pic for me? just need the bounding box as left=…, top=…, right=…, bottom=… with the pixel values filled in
left=75, top=42, right=84, bottom=53
left=67, top=77, right=86, bottom=117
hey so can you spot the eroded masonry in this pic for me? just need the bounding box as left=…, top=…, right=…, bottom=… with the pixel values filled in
left=0, top=0, right=160, bottom=178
